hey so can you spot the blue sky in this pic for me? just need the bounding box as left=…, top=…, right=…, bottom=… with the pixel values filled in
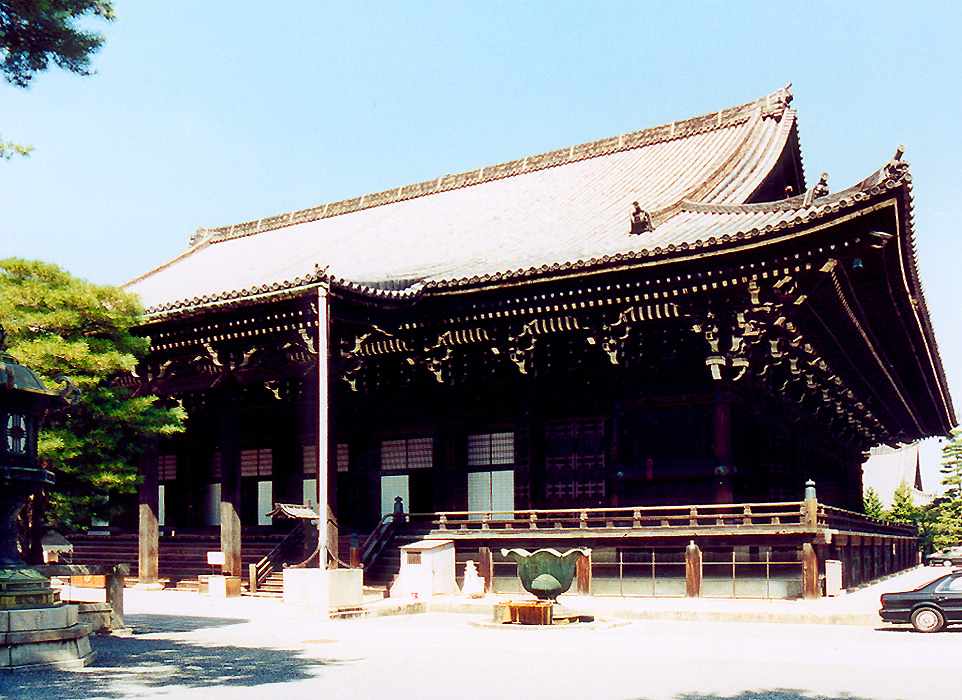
left=2, top=1, right=960, bottom=489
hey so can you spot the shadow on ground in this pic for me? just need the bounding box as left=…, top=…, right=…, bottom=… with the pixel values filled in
left=124, top=613, right=249, bottom=634
left=0, top=614, right=354, bottom=700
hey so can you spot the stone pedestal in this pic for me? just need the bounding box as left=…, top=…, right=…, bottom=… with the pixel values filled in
left=207, top=575, right=241, bottom=598
left=0, top=604, right=94, bottom=670
left=282, top=568, right=363, bottom=617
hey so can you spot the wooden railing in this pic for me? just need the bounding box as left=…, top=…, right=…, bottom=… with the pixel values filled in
left=819, top=504, right=916, bottom=537
left=248, top=522, right=307, bottom=593
left=360, top=513, right=402, bottom=569
left=405, top=500, right=918, bottom=538
left=409, top=501, right=810, bottom=533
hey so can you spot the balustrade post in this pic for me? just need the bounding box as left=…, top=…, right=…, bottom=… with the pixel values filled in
left=579, top=511, right=588, bottom=529
left=685, top=540, right=702, bottom=598
left=802, top=542, right=820, bottom=599
left=632, top=509, right=641, bottom=528
left=481, top=513, right=490, bottom=530
left=689, top=507, right=698, bottom=527
left=742, top=505, right=753, bottom=526
left=803, top=479, right=819, bottom=529
left=438, top=513, right=448, bottom=531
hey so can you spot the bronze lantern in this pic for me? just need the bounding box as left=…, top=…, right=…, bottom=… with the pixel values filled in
left=0, top=325, right=60, bottom=608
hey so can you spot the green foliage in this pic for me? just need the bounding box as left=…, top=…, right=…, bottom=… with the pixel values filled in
left=0, top=258, right=184, bottom=529
left=932, top=428, right=962, bottom=550
left=0, top=1, right=114, bottom=88
left=863, top=487, right=885, bottom=520
left=0, top=136, right=31, bottom=159
left=887, top=481, right=919, bottom=525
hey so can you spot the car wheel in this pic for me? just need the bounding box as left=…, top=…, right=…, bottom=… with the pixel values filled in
left=943, top=560, right=953, bottom=567
left=911, top=607, right=946, bottom=633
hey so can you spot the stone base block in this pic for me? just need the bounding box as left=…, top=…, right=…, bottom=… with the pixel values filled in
left=1, top=605, right=94, bottom=670
left=77, top=603, right=114, bottom=634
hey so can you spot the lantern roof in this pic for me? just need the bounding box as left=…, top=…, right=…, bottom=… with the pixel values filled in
left=0, top=326, right=58, bottom=398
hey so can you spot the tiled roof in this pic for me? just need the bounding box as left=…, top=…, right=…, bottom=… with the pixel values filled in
left=130, top=87, right=803, bottom=315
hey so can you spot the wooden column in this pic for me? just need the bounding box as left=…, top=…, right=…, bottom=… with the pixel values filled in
left=685, top=540, right=703, bottom=597
left=315, top=286, right=332, bottom=567
left=802, top=542, right=820, bottom=599
left=478, top=546, right=493, bottom=593
left=137, top=443, right=159, bottom=584
left=576, top=552, right=592, bottom=595
left=712, top=390, right=734, bottom=503
left=218, top=389, right=243, bottom=578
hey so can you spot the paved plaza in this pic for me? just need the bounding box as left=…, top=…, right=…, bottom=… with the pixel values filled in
left=1, top=568, right=958, bottom=700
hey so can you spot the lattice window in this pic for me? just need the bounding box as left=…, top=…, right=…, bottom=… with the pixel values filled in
left=241, top=449, right=272, bottom=477
left=544, top=417, right=605, bottom=472
left=467, top=432, right=515, bottom=467
left=545, top=479, right=606, bottom=501
left=381, top=437, right=433, bottom=471
left=158, top=455, right=177, bottom=481
left=303, top=445, right=317, bottom=476
left=302, top=444, right=348, bottom=474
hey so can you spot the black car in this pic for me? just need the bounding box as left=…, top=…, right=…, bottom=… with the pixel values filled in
left=925, top=546, right=962, bottom=567
left=879, top=571, right=962, bottom=632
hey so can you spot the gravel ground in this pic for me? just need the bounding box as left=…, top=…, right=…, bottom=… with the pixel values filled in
left=1, top=591, right=958, bottom=700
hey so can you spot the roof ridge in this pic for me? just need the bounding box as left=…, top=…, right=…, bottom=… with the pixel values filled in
left=189, top=85, right=794, bottom=248
left=140, top=154, right=912, bottom=321
left=679, top=160, right=901, bottom=215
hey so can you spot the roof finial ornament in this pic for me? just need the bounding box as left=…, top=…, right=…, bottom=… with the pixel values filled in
left=884, top=145, right=909, bottom=181
left=812, top=172, right=830, bottom=198
left=629, top=202, right=653, bottom=235
left=762, top=84, right=794, bottom=121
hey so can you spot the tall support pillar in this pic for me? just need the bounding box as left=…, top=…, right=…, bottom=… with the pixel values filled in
left=712, top=389, right=734, bottom=503
left=137, top=442, right=160, bottom=585
left=218, top=389, right=243, bottom=577
left=315, top=286, right=332, bottom=567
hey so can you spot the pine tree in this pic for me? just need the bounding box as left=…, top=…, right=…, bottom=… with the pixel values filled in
left=887, top=481, right=919, bottom=525
left=933, top=428, right=962, bottom=549
left=0, top=258, right=184, bottom=530
left=863, top=487, right=885, bottom=520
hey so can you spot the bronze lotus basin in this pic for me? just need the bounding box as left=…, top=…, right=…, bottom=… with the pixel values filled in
left=500, top=548, right=589, bottom=601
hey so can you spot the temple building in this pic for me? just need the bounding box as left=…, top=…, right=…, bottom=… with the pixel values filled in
left=77, top=85, right=954, bottom=599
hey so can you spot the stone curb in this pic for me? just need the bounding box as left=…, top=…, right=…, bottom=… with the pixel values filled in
left=363, top=598, right=881, bottom=627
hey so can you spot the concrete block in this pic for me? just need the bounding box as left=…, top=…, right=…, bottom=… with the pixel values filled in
left=0, top=610, right=8, bottom=633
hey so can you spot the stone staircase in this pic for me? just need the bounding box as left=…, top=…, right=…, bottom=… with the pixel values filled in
left=66, top=531, right=285, bottom=588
